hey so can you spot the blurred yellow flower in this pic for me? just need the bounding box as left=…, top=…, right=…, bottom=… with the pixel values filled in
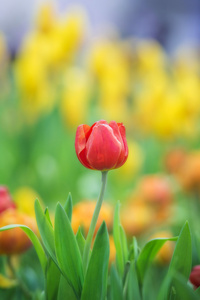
left=13, top=187, right=40, bottom=217
left=0, top=274, right=17, bottom=289
left=135, top=39, right=166, bottom=73
left=61, top=67, right=92, bottom=128
left=14, top=4, right=87, bottom=124
left=36, top=3, right=56, bottom=33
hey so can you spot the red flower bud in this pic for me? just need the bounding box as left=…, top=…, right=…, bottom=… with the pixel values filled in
left=190, top=265, right=200, bottom=289
left=75, top=120, right=128, bottom=171
left=0, top=186, right=16, bottom=214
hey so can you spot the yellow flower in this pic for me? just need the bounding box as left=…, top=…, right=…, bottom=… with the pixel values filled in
left=0, top=274, right=17, bottom=289
left=135, top=39, right=166, bottom=73
left=13, top=187, right=40, bottom=217
left=36, top=3, right=56, bottom=33
left=61, top=67, right=92, bottom=128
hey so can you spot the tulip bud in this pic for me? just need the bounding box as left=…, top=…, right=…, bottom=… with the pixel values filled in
left=0, top=186, right=16, bottom=214
left=190, top=265, right=200, bottom=289
left=75, top=120, right=128, bottom=171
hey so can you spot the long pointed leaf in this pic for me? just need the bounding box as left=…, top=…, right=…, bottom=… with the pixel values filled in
left=57, top=276, right=77, bottom=300
left=81, top=222, right=109, bottom=300
left=110, top=265, right=123, bottom=300
left=76, top=227, right=86, bottom=258
left=54, top=203, right=83, bottom=299
left=168, top=222, right=192, bottom=279
left=137, top=236, right=178, bottom=283
left=46, top=258, right=61, bottom=300
left=127, top=261, right=141, bottom=300
left=35, top=199, right=57, bottom=264
left=64, top=193, right=73, bottom=222
left=113, top=202, right=124, bottom=276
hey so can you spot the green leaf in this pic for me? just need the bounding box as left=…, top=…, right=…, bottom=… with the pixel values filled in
left=54, top=203, right=83, bottom=299
left=44, top=208, right=53, bottom=228
left=64, top=193, right=73, bottom=222
left=173, top=274, right=198, bottom=300
left=127, top=261, right=141, bottom=300
left=46, top=258, right=60, bottom=300
left=157, top=274, right=172, bottom=300
left=35, top=199, right=57, bottom=264
left=168, top=222, right=192, bottom=280
left=57, top=276, right=77, bottom=300
left=110, top=265, right=123, bottom=300
left=158, top=222, right=192, bottom=300
left=81, top=222, right=109, bottom=300
left=194, top=232, right=200, bottom=262
left=113, top=201, right=124, bottom=276
left=195, top=287, right=200, bottom=297
left=137, top=236, right=178, bottom=283
left=129, top=237, right=139, bottom=261
left=76, top=227, right=86, bottom=258
left=0, top=224, right=46, bottom=273
left=119, top=225, right=128, bottom=263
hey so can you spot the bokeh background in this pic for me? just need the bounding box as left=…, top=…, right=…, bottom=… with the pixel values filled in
left=0, top=0, right=200, bottom=297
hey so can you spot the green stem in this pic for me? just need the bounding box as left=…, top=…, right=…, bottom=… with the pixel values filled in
left=83, top=171, right=108, bottom=274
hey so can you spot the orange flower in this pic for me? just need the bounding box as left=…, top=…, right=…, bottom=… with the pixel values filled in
left=136, top=175, right=173, bottom=223
left=0, top=209, right=37, bottom=255
left=120, top=201, right=155, bottom=236
left=164, top=148, right=187, bottom=174
left=72, top=200, right=113, bottom=235
left=137, top=175, right=172, bottom=207
left=109, top=235, right=116, bottom=266
left=0, top=186, right=37, bottom=255
left=177, top=152, right=200, bottom=192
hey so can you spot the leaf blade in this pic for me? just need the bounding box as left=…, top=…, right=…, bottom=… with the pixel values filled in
left=54, top=203, right=83, bottom=299
left=81, top=222, right=110, bottom=300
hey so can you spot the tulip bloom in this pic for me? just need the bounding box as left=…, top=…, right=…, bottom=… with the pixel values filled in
left=75, top=120, right=128, bottom=171
left=190, top=265, right=200, bottom=289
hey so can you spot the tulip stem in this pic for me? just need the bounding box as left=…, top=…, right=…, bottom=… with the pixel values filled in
left=83, top=171, right=108, bottom=274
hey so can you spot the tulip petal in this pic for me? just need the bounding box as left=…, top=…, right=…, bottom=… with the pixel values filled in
left=75, top=124, right=92, bottom=169
left=109, top=121, right=125, bottom=168
left=116, top=123, right=129, bottom=168
left=86, top=123, right=122, bottom=170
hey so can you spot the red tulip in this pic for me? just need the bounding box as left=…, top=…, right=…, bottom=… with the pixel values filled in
left=0, top=186, right=16, bottom=214
left=75, top=120, right=128, bottom=171
left=190, top=265, right=200, bottom=289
